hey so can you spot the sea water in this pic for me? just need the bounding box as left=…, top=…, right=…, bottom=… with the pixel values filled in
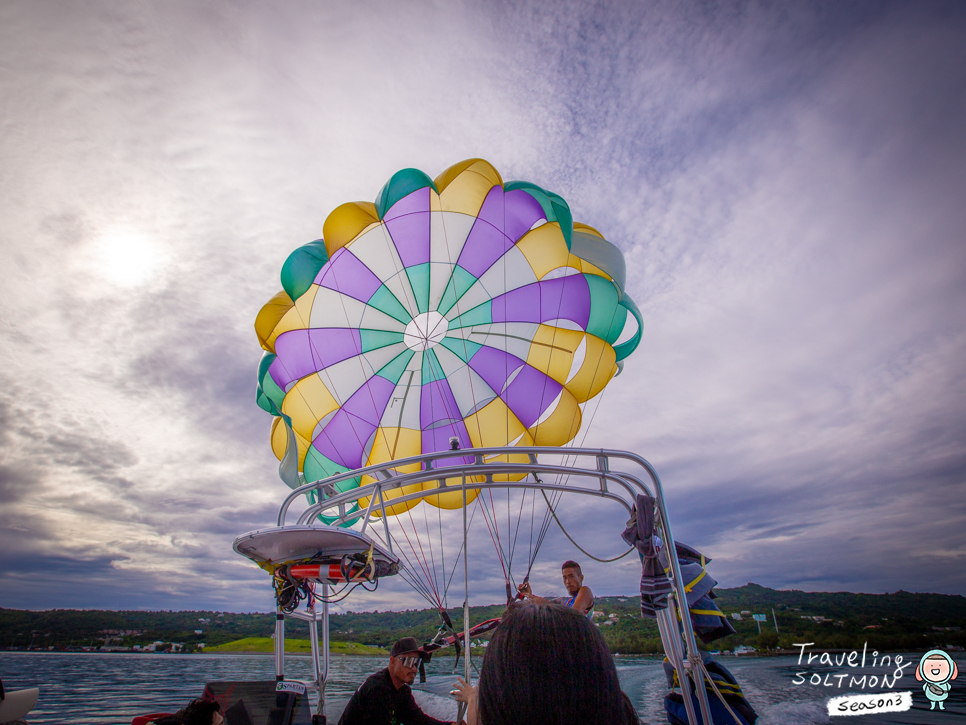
left=1, top=651, right=963, bottom=724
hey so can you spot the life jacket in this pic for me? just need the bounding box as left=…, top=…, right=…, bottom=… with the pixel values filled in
left=663, top=652, right=758, bottom=725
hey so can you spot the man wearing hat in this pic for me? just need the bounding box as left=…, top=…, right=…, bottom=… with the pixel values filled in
left=338, top=636, right=463, bottom=725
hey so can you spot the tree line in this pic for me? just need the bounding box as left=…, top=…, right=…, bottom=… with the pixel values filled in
left=2, top=584, right=963, bottom=654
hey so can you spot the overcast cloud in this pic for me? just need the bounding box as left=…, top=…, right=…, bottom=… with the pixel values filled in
left=1, top=0, right=964, bottom=613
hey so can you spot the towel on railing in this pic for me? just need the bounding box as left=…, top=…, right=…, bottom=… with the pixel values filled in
left=622, top=493, right=673, bottom=617
left=622, top=495, right=736, bottom=643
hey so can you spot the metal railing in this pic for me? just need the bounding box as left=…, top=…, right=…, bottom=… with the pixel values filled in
left=270, top=446, right=713, bottom=725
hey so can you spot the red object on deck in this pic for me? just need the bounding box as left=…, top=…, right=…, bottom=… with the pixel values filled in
left=290, top=563, right=363, bottom=581
left=132, top=714, right=174, bottom=725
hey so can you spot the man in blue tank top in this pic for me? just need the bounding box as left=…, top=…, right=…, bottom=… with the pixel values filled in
left=517, top=560, right=595, bottom=619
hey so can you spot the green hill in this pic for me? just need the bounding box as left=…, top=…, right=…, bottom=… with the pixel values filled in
left=205, top=637, right=387, bottom=655
left=2, top=585, right=963, bottom=655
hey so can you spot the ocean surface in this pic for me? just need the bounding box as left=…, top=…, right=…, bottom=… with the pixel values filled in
left=1, top=650, right=963, bottom=724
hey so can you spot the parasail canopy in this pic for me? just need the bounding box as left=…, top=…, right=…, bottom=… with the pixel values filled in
left=254, top=159, right=642, bottom=517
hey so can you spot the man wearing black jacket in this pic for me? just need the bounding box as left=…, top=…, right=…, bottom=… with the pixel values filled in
left=338, top=637, right=463, bottom=725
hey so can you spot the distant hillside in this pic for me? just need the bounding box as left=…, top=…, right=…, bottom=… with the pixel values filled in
left=2, top=585, right=963, bottom=654
left=715, top=583, right=966, bottom=622
left=204, top=638, right=387, bottom=655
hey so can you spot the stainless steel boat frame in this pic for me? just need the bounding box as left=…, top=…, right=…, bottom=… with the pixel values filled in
left=262, top=445, right=715, bottom=725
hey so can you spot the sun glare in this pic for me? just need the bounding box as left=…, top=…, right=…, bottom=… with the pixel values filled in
left=92, top=227, right=163, bottom=288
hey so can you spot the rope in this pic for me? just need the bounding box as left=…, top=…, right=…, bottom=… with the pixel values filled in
left=698, top=661, right=746, bottom=725
left=540, top=490, right=633, bottom=563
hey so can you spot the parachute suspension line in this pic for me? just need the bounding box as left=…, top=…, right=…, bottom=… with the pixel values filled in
left=380, top=527, right=436, bottom=605
left=462, top=474, right=471, bottom=712
left=438, top=497, right=447, bottom=609
left=544, top=373, right=610, bottom=549
left=558, top=291, right=621, bottom=470
left=475, top=494, right=510, bottom=587
left=558, top=389, right=607, bottom=485
left=384, top=510, right=444, bottom=609
left=507, top=487, right=530, bottom=576
left=396, top=568, right=437, bottom=609
left=549, top=292, right=620, bottom=488
left=436, top=202, right=486, bottom=471
left=442, top=500, right=480, bottom=599
left=540, top=489, right=633, bottom=563
left=311, top=265, right=380, bottom=464
left=517, top=478, right=559, bottom=584
left=398, top=512, right=443, bottom=607
left=538, top=307, right=615, bottom=523
left=397, top=345, right=453, bottom=608
left=483, top=488, right=509, bottom=590
left=522, top=259, right=620, bottom=570
left=506, top=487, right=512, bottom=572
left=526, top=391, right=608, bottom=565
left=528, top=485, right=537, bottom=575
left=412, top=348, right=476, bottom=608
left=368, top=524, right=439, bottom=609
left=421, top=496, right=442, bottom=609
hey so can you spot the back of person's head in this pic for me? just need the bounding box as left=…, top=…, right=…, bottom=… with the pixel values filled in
left=478, top=601, right=637, bottom=725
left=177, top=698, right=221, bottom=725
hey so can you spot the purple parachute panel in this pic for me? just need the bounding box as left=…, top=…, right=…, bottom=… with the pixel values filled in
left=384, top=187, right=431, bottom=268
left=270, top=328, right=363, bottom=391
left=420, top=375, right=474, bottom=468
left=502, top=364, right=562, bottom=429
left=503, top=188, right=548, bottom=243
left=491, top=275, right=591, bottom=329
left=312, top=376, right=395, bottom=469
left=464, top=345, right=524, bottom=398
left=464, top=345, right=562, bottom=429
left=420, top=377, right=462, bottom=431
left=456, top=225, right=512, bottom=278
left=317, top=248, right=383, bottom=303
left=454, top=186, right=548, bottom=278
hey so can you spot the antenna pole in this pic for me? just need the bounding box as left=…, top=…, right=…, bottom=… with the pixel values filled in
left=459, top=473, right=471, bottom=723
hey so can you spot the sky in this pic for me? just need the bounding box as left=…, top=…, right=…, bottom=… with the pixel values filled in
left=1, top=0, right=965, bottom=614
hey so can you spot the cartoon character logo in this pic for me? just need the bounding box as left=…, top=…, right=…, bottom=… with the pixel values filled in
left=916, top=649, right=959, bottom=711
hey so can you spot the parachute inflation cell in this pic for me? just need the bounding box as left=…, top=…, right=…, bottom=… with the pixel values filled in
left=255, top=159, right=642, bottom=516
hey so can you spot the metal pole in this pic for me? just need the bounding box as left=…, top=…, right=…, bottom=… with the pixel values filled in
left=321, top=583, right=330, bottom=722
left=658, top=598, right=701, bottom=725
left=309, top=594, right=321, bottom=685
left=308, top=589, right=322, bottom=717
left=772, top=608, right=780, bottom=634
left=651, top=483, right=714, bottom=725
left=275, top=606, right=285, bottom=682
left=457, top=473, right=471, bottom=724
left=463, top=480, right=470, bottom=684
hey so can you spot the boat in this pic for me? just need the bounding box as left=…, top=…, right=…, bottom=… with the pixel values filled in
left=0, top=679, right=39, bottom=724
left=734, top=645, right=757, bottom=656
left=230, top=446, right=732, bottom=725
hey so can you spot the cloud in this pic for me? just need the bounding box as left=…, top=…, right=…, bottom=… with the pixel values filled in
left=0, top=0, right=964, bottom=612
